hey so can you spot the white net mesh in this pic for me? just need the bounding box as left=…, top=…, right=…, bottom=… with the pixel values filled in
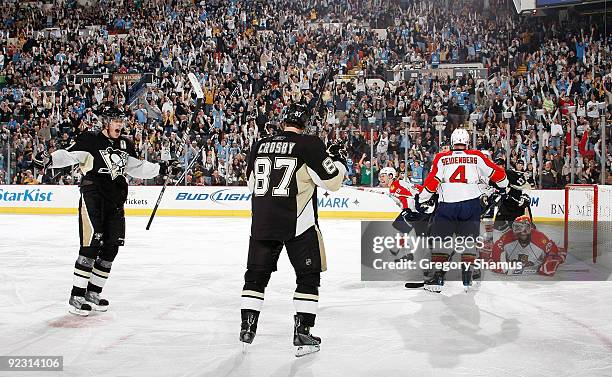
left=565, top=185, right=612, bottom=263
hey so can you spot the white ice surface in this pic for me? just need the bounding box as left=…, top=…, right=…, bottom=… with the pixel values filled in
left=1, top=215, right=611, bottom=377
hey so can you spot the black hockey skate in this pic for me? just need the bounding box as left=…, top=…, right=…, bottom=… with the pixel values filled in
left=423, top=270, right=446, bottom=293
left=239, top=310, right=259, bottom=351
left=85, top=291, right=109, bottom=312
left=68, top=295, right=92, bottom=316
left=293, top=314, right=320, bottom=357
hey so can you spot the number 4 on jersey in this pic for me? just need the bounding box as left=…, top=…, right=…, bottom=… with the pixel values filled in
left=449, top=165, right=467, bottom=183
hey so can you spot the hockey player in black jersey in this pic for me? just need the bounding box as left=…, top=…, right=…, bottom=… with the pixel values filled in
left=239, top=103, right=347, bottom=357
left=492, top=159, right=532, bottom=232
left=34, top=106, right=162, bottom=316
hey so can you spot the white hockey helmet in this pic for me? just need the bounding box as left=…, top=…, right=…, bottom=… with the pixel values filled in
left=450, top=128, right=470, bottom=147
left=379, top=167, right=397, bottom=180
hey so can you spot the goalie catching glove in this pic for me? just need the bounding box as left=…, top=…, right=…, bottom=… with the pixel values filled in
left=33, top=151, right=52, bottom=170
left=326, top=141, right=348, bottom=169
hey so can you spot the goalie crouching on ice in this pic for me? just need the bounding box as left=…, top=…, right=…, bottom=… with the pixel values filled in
left=489, top=215, right=566, bottom=276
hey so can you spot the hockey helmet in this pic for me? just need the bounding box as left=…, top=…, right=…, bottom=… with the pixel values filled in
left=284, top=103, right=310, bottom=129
left=450, top=128, right=470, bottom=147
left=379, top=167, right=397, bottom=180
left=512, top=215, right=533, bottom=236
left=97, top=105, right=126, bottom=123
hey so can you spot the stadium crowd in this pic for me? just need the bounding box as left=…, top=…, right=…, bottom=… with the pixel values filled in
left=0, top=0, right=610, bottom=188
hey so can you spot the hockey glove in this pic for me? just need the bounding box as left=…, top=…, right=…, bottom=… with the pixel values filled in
left=516, top=193, right=530, bottom=208
left=414, top=195, right=435, bottom=214
left=400, top=207, right=425, bottom=223
left=326, top=141, right=348, bottom=169
left=479, top=194, right=490, bottom=209
left=33, top=151, right=52, bottom=170
left=538, top=254, right=565, bottom=277
left=159, top=161, right=169, bottom=177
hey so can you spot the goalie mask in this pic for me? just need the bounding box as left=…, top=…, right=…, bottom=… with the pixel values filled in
left=512, top=215, right=533, bottom=237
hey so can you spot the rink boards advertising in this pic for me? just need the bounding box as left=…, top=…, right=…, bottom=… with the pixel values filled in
left=0, top=185, right=568, bottom=221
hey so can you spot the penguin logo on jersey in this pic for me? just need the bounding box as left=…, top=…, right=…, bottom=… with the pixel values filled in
left=99, top=147, right=129, bottom=180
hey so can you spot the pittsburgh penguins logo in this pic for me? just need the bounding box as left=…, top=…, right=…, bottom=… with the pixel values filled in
left=99, top=147, right=129, bottom=180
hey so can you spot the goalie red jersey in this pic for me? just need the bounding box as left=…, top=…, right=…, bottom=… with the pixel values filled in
left=490, top=216, right=566, bottom=276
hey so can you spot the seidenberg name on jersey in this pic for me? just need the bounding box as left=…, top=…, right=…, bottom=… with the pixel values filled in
left=440, top=156, right=478, bottom=165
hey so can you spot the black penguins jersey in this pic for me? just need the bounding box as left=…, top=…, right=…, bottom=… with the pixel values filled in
left=50, top=131, right=159, bottom=204
left=247, top=131, right=346, bottom=241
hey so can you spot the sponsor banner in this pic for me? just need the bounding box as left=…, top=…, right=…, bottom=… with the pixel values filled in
left=111, top=73, right=154, bottom=84
left=0, top=185, right=567, bottom=221
left=0, top=186, right=79, bottom=207
left=69, top=73, right=110, bottom=85
left=454, top=67, right=488, bottom=80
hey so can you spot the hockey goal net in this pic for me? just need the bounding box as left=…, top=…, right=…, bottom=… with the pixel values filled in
left=564, top=184, right=612, bottom=263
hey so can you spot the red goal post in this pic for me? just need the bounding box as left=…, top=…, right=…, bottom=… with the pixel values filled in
left=564, top=184, right=612, bottom=264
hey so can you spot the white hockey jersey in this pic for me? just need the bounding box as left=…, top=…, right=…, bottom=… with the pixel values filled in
left=419, top=149, right=508, bottom=203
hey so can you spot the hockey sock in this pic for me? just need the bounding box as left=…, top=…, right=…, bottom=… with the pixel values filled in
left=430, top=252, right=450, bottom=264
left=293, top=285, right=318, bottom=327
left=461, top=254, right=477, bottom=264
left=241, top=284, right=265, bottom=312
left=72, top=256, right=95, bottom=297
left=87, top=258, right=112, bottom=293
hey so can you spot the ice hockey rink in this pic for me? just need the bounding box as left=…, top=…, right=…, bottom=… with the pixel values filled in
left=1, top=214, right=612, bottom=377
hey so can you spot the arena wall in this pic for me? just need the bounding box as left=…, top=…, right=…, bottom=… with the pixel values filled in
left=0, top=185, right=567, bottom=221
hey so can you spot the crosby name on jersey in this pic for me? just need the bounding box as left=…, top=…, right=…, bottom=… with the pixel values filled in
left=247, top=131, right=346, bottom=241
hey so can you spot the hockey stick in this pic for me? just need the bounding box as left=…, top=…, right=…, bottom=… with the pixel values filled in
left=146, top=74, right=203, bottom=230
left=145, top=141, right=204, bottom=229
left=50, top=165, right=77, bottom=181
left=342, top=184, right=415, bottom=199
left=306, top=46, right=340, bottom=134
left=527, top=204, right=535, bottom=228
left=480, top=192, right=506, bottom=220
